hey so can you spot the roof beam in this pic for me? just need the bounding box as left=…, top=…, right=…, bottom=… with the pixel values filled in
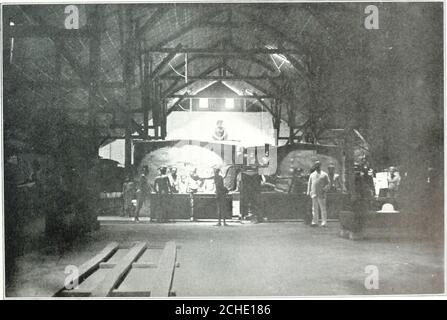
left=162, top=62, right=223, bottom=97
left=7, top=25, right=91, bottom=38
left=150, top=43, right=182, bottom=79
left=160, top=75, right=283, bottom=81
left=20, top=80, right=125, bottom=89
left=145, top=47, right=302, bottom=55
left=167, top=94, right=273, bottom=99
left=17, top=6, right=133, bottom=124
left=146, top=10, right=222, bottom=50
left=302, top=5, right=345, bottom=53
left=227, top=42, right=277, bottom=74
left=277, top=43, right=310, bottom=81
left=238, top=10, right=309, bottom=57
left=167, top=93, right=188, bottom=116
left=223, top=64, right=283, bottom=100
left=158, top=38, right=224, bottom=78
left=136, top=7, right=170, bottom=38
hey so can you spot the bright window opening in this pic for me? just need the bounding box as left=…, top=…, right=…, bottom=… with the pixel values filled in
left=199, top=98, right=208, bottom=109
left=225, top=98, right=234, bottom=109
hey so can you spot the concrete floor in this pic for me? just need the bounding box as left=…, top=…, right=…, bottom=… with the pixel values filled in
left=6, top=220, right=444, bottom=297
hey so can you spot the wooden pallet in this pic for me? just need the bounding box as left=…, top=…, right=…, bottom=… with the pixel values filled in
left=55, top=241, right=179, bottom=297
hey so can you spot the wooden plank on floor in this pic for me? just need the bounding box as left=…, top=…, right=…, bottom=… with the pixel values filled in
left=107, top=249, right=130, bottom=263
left=100, top=262, right=157, bottom=269
left=112, top=268, right=157, bottom=296
left=137, top=248, right=163, bottom=264
left=60, top=269, right=109, bottom=297
left=132, top=262, right=158, bottom=269
left=150, top=241, right=177, bottom=297
left=54, top=242, right=119, bottom=297
left=90, top=242, right=147, bottom=297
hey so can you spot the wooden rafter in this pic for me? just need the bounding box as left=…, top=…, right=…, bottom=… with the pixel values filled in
left=167, top=93, right=189, bottom=116
left=158, top=39, right=224, bottom=78
left=167, top=94, right=273, bottom=99
left=162, top=62, right=224, bottom=97
left=150, top=43, right=182, bottom=79
left=160, top=75, right=283, bottom=81
left=239, top=10, right=309, bottom=56
left=136, top=7, right=170, bottom=38
left=16, top=80, right=125, bottom=89
left=7, top=25, right=91, bottom=38
left=227, top=42, right=277, bottom=74
left=223, top=64, right=280, bottom=100
left=146, top=10, right=222, bottom=50
left=146, top=47, right=302, bottom=55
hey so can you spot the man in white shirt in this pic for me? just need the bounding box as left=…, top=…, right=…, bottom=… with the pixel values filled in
left=307, top=161, right=330, bottom=227
left=387, top=166, right=401, bottom=199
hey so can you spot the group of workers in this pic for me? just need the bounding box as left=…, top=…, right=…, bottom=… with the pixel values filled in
left=122, top=156, right=405, bottom=227
left=123, top=166, right=229, bottom=225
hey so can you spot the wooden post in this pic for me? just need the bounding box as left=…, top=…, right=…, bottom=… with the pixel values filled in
left=123, top=7, right=136, bottom=169
left=159, top=83, right=167, bottom=139
left=161, top=97, right=167, bottom=139
left=341, top=127, right=355, bottom=194
left=143, top=54, right=151, bottom=136
left=272, top=99, right=281, bottom=146
left=87, top=6, right=101, bottom=157
left=153, top=80, right=159, bottom=139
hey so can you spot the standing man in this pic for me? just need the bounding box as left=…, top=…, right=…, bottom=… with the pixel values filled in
left=213, top=168, right=228, bottom=226
left=135, top=166, right=150, bottom=223
left=168, top=167, right=180, bottom=193
left=154, top=166, right=172, bottom=223
left=387, top=166, right=401, bottom=199
left=122, top=175, right=135, bottom=217
left=186, top=168, right=202, bottom=221
left=212, top=120, right=228, bottom=141
left=349, top=162, right=374, bottom=237
left=307, top=161, right=330, bottom=227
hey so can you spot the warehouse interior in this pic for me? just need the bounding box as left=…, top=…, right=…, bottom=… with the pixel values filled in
left=2, top=2, right=444, bottom=297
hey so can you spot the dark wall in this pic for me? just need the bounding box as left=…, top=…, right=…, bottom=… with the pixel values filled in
left=319, top=3, right=443, bottom=171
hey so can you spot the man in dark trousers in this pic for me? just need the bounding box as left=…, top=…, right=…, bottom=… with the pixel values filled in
left=351, top=162, right=374, bottom=234
left=135, top=166, right=150, bottom=222
left=154, top=166, right=172, bottom=223
left=213, top=168, right=228, bottom=226
left=241, top=168, right=263, bottom=223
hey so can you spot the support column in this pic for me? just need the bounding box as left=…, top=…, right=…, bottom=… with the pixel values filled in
left=160, top=84, right=167, bottom=139
left=123, top=8, right=136, bottom=169
left=143, top=54, right=151, bottom=136
left=87, top=6, right=101, bottom=158
left=343, top=128, right=355, bottom=194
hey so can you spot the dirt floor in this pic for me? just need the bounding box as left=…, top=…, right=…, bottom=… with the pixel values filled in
left=5, top=219, right=444, bottom=297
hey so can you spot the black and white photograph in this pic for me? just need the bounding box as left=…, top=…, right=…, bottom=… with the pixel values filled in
left=1, top=0, right=445, bottom=300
